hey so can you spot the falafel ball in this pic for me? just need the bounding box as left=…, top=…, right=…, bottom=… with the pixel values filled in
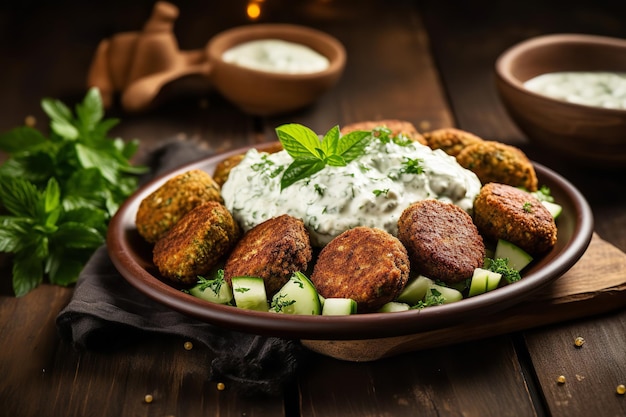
left=136, top=169, right=223, bottom=243
left=213, top=154, right=245, bottom=188
left=397, top=199, right=485, bottom=284
left=310, top=226, right=410, bottom=312
left=223, top=214, right=313, bottom=296
left=422, top=127, right=485, bottom=156
left=341, top=119, right=427, bottom=146
left=473, top=182, right=557, bottom=255
left=153, top=201, right=241, bottom=285
left=455, top=141, right=539, bottom=191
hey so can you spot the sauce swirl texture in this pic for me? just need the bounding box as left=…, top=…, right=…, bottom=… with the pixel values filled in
left=221, top=139, right=482, bottom=247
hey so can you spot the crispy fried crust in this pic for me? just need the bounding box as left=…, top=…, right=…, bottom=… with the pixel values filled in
left=213, top=154, right=245, bottom=187
left=473, top=183, right=557, bottom=255
left=223, top=214, right=313, bottom=296
left=455, top=141, right=538, bottom=191
left=341, top=119, right=427, bottom=146
left=422, top=127, right=485, bottom=156
left=397, top=199, right=485, bottom=284
left=310, top=226, right=410, bottom=312
left=136, top=169, right=223, bottom=243
left=153, top=201, right=241, bottom=285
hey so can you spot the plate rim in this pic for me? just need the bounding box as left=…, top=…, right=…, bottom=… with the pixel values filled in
left=107, top=144, right=594, bottom=340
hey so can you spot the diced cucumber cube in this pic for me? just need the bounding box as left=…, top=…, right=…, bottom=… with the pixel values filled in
left=542, top=201, right=562, bottom=219
left=378, top=301, right=410, bottom=313
left=428, top=283, right=463, bottom=304
left=322, top=298, right=357, bottom=315
left=494, top=239, right=533, bottom=271
left=271, top=271, right=321, bottom=315
left=468, top=267, right=502, bottom=297
left=397, top=275, right=431, bottom=304
left=232, top=276, right=269, bottom=312
left=189, top=277, right=233, bottom=304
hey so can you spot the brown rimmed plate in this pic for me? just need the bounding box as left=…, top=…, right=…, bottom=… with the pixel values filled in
left=107, top=144, right=594, bottom=341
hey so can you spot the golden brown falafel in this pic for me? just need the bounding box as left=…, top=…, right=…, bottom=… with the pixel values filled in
left=473, top=183, right=557, bottom=255
left=213, top=154, right=245, bottom=188
left=136, top=169, right=223, bottom=243
left=422, top=127, right=485, bottom=156
left=310, top=226, right=410, bottom=312
left=223, top=214, right=313, bottom=296
left=153, top=201, right=241, bottom=285
left=455, top=141, right=538, bottom=191
left=341, top=119, right=427, bottom=146
left=397, top=199, right=485, bottom=284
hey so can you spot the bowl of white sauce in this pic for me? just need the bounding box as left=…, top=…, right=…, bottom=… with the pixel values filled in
left=206, top=24, right=346, bottom=116
left=495, top=33, right=626, bottom=167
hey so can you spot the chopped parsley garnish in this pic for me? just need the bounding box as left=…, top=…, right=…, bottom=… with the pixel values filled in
left=399, top=157, right=424, bottom=175
left=523, top=201, right=533, bottom=213
left=411, top=288, right=445, bottom=309
left=195, top=270, right=226, bottom=295
left=371, top=126, right=412, bottom=146
left=373, top=189, right=389, bottom=197
left=484, top=257, right=521, bottom=284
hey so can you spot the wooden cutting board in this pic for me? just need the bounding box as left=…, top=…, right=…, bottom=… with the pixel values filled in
left=302, top=232, right=626, bottom=361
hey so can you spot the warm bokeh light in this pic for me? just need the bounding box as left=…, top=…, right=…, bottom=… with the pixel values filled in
left=247, top=2, right=261, bottom=20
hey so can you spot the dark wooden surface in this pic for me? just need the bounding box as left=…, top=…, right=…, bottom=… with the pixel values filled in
left=1, top=1, right=625, bottom=416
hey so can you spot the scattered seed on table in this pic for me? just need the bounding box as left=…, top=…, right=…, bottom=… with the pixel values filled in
left=557, top=375, right=566, bottom=384
left=144, top=394, right=154, bottom=403
left=217, top=382, right=226, bottom=391
left=574, top=336, right=585, bottom=347
left=184, top=341, right=193, bottom=350
left=617, top=384, right=626, bottom=395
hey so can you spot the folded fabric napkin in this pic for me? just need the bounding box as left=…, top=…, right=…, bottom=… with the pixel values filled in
left=56, top=139, right=306, bottom=397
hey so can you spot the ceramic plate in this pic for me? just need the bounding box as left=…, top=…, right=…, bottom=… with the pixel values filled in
left=107, top=144, right=594, bottom=340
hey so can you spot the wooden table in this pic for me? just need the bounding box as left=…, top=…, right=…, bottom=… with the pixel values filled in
left=1, top=1, right=625, bottom=416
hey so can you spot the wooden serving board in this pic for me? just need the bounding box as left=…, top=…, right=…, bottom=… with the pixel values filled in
left=302, top=232, right=626, bottom=361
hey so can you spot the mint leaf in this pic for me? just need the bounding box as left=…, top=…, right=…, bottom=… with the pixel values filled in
left=0, top=88, right=145, bottom=296
left=276, top=124, right=321, bottom=160
left=12, top=251, right=44, bottom=297
left=0, top=176, right=40, bottom=217
left=335, top=130, right=371, bottom=163
left=319, top=125, right=341, bottom=156
left=76, top=87, right=104, bottom=132
left=281, top=159, right=326, bottom=190
left=275, top=123, right=371, bottom=190
left=0, top=126, right=47, bottom=152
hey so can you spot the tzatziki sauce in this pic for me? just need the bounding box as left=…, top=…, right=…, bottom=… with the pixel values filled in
left=221, top=139, right=482, bottom=247
left=524, top=71, right=626, bottom=110
left=222, top=39, right=330, bottom=74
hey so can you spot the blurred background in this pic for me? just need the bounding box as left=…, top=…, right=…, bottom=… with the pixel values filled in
left=1, top=0, right=625, bottom=143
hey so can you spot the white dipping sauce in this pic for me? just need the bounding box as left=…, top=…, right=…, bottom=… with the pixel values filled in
left=222, top=39, right=330, bottom=74
left=221, top=139, right=482, bottom=247
left=524, top=71, right=626, bottom=110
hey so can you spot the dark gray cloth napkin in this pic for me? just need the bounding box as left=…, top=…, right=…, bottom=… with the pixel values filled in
left=55, top=140, right=305, bottom=397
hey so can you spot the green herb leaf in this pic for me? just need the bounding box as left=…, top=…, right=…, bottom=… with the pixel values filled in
left=276, top=124, right=322, bottom=160
left=12, top=252, right=44, bottom=297
left=0, top=88, right=145, bottom=296
left=0, top=126, right=48, bottom=152
left=334, top=130, right=371, bottom=163
left=281, top=159, right=327, bottom=190
left=276, top=123, right=371, bottom=190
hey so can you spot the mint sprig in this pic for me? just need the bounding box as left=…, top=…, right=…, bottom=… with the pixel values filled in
left=0, top=87, right=147, bottom=296
left=276, top=124, right=371, bottom=190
